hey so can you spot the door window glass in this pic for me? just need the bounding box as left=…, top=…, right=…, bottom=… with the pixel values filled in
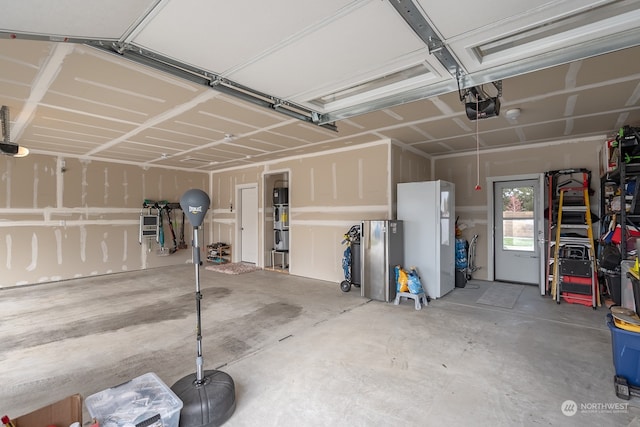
left=501, top=185, right=534, bottom=251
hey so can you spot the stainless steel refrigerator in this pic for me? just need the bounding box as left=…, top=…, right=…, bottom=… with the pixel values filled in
left=359, top=220, right=404, bottom=302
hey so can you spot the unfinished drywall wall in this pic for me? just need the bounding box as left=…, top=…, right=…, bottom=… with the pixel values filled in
left=210, top=166, right=263, bottom=262
left=434, top=136, right=603, bottom=281
left=0, top=153, right=208, bottom=287
left=211, top=141, right=392, bottom=283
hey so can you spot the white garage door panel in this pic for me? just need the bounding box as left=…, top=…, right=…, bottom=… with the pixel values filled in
left=0, top=0, right=158, bottom=39
left=131, top=0, right=355, bottom=75
left=444, top=0, right=640, bottom=74
left=419, top=0, right=609, bottom=40
left=228, top=0, right=425, bottom=100
left=416, top=0, right=560, bottom=40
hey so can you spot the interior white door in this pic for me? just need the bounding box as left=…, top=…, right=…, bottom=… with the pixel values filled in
left=240, top=187, right=258, bottom=264
left=494, top=179, right=541, bottom=284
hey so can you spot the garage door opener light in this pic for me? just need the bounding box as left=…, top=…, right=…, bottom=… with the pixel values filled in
left=0, top=106, right=29, bottom=158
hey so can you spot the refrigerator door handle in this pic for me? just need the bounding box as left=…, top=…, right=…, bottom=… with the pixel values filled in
left=361, top=221, right=371, bottom=250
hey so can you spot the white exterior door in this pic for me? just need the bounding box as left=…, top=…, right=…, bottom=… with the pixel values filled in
left=494, top=178, right=542, bottom=285
left=240, top=186, right=258, bottom=263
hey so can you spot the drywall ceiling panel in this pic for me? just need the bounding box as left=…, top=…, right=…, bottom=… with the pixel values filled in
left=210, top=159, right=252, bottom=170
left=230, top=136, right=287, bottom=152
left=97, top=143, right=171, bottom=162
left=384, top=98, right=450, bottom=123
left=447, top=0, right=640, bottom=74
left=251, top=151, right=293, bottom=163
left=574, top=45, right=640, bottom=86
left=499, top=95, right=567, bottom=127
left=243, top=131, right=311, bottom=150
left=44, top=49, right=203, bottom=123
left=469, top=115, right=514, bottom=134
left=20, top=132, right=102, bottom=154
left=571, top=113, right=632, bottom=135
left=196, top=146, right=249, bottom=160
left=228, top=138, right=289, bottom=154
left=213, top=142, right=267, bottom=157
left=345, top=106, right=429, bottom=131
left=0, top=39, right=53, bottom=68
left=164, top=151, right=238, bottom=167
left=149, top=123, right=225, bottom=145
left=228, top=1, right=427, bottom=100
left=200, top=95, right=287, bottom=129
left=474, top=128, right=523, bottom=149
left=96, top=148, right=161, bottom=163
left=0, top=0, right=159, bottom=39
left=27, top=106, right=137, bottom=135
left=571, top=83, right=640, bottom=117
left=520, top=121, right=570, bottom=142
left=183, top=108, right=260, bottom=136
left=624, top=110, right=640, bottom=128
left=0, top=40, right=52, bottom=105
left=236, top=135, right=293, bottom=151
left=132, top=127, right=219, bottom=150
left=412, top=117, right=472, bottom=140
left=131, top=0, right=352, bottom=74
left=124, top=128, right=208, bottom=150
left=22, top=125, right=112, bottom=148
left=114, top=139, right=187, bottom=158
left=411, top=137, right=471, bottom=155
left=296, top=139, right=361, bottom=156
left=0, top=81, right=30, bottom=102
left=330, top=119, right=366, bottom=137
left=500, top=66, right=569, bottom=102
left=334, top=134, right=384, bottom=147
left=272, top=122, right=337, bottom=144
left=166, top=150, right=245, bottom=168
left=0, top=42, right=48, bottom=85
left=18, top=106, right=136, bottom=154
left=39, top=91, right=149, bottom=125
left=378, top=126, right=433, bottom=144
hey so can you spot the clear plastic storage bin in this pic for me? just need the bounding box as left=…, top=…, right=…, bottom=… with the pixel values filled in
left=85, top=372, right=183, bottom=427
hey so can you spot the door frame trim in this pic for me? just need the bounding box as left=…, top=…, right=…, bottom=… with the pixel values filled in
left=486, top=173, right=544, bottom=292
left=236, top=183, right=258, bottom=265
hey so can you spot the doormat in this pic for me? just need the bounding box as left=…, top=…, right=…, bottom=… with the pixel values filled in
left=205, top=262, right=260, bottom=275
left=476, top=283, right=525, bottom=309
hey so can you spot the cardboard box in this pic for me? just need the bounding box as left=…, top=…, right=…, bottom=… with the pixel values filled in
left=14, top=395, right=82, bottom=427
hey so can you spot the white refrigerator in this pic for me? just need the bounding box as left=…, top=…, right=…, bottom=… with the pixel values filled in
left=397, top=181, right=455, bottom=298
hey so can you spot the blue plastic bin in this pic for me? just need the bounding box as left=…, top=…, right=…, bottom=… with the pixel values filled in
left=608, top=314, right=640, bottom=387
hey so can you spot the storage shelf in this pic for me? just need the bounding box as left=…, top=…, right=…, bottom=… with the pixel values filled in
left=207, top=243, right=231, bottom=264
left=605, top=163, right=640, bottom=181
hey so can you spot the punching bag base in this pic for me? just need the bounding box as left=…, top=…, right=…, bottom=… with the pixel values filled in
left=171, top=370, right=236, bottom=427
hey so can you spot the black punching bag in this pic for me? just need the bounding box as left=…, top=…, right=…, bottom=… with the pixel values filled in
left=171, top=189, right=236, bottom=427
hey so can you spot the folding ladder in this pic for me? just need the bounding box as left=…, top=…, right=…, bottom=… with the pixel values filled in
left=551, top=186, right=600, bottom=308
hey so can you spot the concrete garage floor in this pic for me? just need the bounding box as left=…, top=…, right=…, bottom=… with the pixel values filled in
left=1, top=265, right=639, bottom=426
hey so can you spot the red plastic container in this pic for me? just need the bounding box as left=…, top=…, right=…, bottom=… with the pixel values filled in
left=560, top=292, right=593, bottom=307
